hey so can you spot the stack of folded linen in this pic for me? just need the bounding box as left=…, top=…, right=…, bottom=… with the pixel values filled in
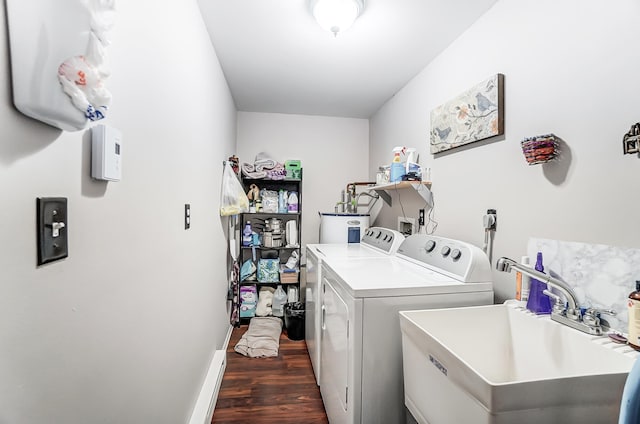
left=241, top=152, right=285, bottom=180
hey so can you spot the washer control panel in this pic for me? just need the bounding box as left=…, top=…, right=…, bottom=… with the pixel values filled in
left=361, top=227, right=405, bottom=254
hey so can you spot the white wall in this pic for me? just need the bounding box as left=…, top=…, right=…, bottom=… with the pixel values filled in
left=236, top=112, right=370, bottom=250
left=0, top=1, right=236, bottom=423
left=371, top=0, right=640, bottom=302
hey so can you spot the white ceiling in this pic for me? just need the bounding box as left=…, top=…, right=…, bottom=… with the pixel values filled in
left=197, top=0, right=498, bottom=119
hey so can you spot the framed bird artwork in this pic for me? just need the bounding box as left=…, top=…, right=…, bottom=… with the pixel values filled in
left=430, top=73, right=504, bottom=154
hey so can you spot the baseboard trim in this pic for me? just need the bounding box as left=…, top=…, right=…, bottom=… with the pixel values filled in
left=188, top=325, right=233, bottom=424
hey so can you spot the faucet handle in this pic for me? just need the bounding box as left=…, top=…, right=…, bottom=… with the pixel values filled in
left=581, top=308, right=616, bottom=329
left=583, top=307, right=617, bottom=317
left=582, top=309, right=601, bottom=328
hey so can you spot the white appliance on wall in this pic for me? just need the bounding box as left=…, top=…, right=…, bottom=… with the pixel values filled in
left=91, top=124, right=122, bottom=181
left=318, top=234, right=494, bottom=424
left=305, top=227, right=405, bottom=387
left=319, top=213, right=370, bottom=243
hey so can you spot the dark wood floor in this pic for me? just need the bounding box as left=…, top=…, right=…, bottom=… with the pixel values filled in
left=212, top=324, right=328, bottom=424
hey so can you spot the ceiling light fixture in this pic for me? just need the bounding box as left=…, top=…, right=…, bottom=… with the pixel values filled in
left=310, top=0, right=364, bottom=37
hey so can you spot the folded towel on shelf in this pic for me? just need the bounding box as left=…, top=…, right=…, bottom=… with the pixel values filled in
left=241, top=152, right=283, bottom=180
left=254, top=153, right=277, bottom=172
left=234, top=316, right=282, bottom=358
left=241, top=162, right=268, bottom=179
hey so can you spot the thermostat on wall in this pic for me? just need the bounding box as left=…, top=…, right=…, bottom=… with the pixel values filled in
left=91, top=124, right=122, bottom=181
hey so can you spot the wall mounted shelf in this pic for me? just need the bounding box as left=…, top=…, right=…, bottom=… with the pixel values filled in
left=369, top=181, right=433, bottom=208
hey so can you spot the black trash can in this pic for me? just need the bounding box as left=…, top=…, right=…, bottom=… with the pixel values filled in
left=284, top=302, right=305, bottom=341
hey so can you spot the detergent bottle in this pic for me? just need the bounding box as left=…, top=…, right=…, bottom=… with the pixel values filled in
left=272, top=285, right=287, bottom=317
left=278, top=189, right=287, bottom=213
left=287, top=191, right=298, bottom=213
left=242, top=221, right=253, bottom=246
left=390, top=146, right=405, bottom=183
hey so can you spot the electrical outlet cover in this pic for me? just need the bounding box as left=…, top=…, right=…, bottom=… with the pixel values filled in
left=398, top=217, right=416, bottom=236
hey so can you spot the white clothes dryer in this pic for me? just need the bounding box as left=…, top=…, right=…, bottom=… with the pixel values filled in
left=318, top=234, right=494, bottom=424
left=305, top=227, right=405, bottom=386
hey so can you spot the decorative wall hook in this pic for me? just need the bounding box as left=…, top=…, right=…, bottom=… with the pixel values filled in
left=623, top=123, right=640, bottom=155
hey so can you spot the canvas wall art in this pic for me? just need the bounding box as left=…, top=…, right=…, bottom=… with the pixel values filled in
left=430, top=73, right=504, bottom=154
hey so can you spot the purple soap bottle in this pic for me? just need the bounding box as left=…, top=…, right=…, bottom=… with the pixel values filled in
left=526, top=252, right=552, bottom=314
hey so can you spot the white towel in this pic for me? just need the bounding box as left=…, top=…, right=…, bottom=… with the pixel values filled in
left=234, top=317, right=282, bottom=358
left=253, top=152, right=277, bottom=171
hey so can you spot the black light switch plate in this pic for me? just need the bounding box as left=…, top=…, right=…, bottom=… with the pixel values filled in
left=37, top=197, right=68, bottom=265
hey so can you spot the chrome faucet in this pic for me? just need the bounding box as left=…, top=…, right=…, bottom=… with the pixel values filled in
left=496, top=257, right=612, bottom=336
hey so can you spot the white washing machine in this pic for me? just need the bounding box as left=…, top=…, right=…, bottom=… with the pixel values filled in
left=319, top=234, right=494, bottom=424
left=305, top=227, right=405, bottom=386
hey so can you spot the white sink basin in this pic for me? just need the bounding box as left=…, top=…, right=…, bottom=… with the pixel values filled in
left=399, top=304, right=638, bottom=424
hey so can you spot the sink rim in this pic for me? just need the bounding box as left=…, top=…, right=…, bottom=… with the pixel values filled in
left=399, top=303, right=638, bottom=413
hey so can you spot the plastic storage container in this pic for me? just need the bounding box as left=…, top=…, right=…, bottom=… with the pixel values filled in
left=284, top=302, right=305, bottom=340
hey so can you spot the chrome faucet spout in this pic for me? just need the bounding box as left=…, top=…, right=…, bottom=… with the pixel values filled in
left=495, top=257, right=515, bottom=273
left=497, top=256, right=608, bottom=335
left=496, top=256, right=578, bottom=314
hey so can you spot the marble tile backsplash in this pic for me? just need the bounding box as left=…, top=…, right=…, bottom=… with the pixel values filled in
left=527, top=238, right=640, bottom=334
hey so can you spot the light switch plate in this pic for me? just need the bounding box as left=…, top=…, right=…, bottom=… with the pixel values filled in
left=184, top=204, right=190, bottom=229
left=37, top=197, right=68, bottom=265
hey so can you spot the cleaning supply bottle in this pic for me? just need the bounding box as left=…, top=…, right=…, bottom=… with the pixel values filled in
left=278, top=190, right=287, bottom=213
left=526, top=252, right=552, bottom=314
left=390, top=146, right=405, bottom=182
left=404, top=147, right=420, bottom=177
left=242, top=221, right=253, bottom=246
left=627, top=281, right=640, bottom=350
left=272, top=285, right=287, bottom=317
left=287, top=191, right=298, bottom=213
left=515, top=256, right=531, bottom=303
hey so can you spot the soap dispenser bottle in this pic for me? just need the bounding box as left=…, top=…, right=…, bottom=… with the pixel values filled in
left=526, top=252, right=552, bottom=314
left=628, top=281, right=640, bottom=350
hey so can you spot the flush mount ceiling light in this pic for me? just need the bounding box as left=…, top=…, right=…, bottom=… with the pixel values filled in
left=310, top=0, right=364, bottom=37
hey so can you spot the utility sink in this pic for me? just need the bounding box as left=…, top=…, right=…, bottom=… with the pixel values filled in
left=399, top=304, right=638, bottom=424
